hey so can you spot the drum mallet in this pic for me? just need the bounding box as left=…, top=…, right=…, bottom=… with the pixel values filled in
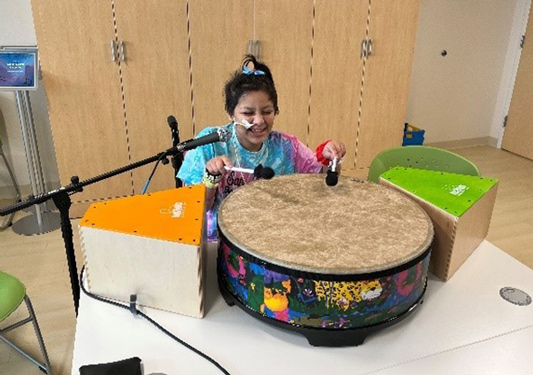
left=326, top=158, right=339, bottom=186
left=224, top=164, right=275, bottom=179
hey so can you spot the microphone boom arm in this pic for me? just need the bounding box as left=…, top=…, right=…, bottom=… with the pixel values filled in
left=0, top=150, right=169, bottom=216
left=0, top=127, right=229, bottom=315
left=0, top=142, right=204, bottom=315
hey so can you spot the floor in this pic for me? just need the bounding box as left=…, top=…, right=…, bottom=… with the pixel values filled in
left=0, top=145, right=532, bottom=375
left=452, top=146, right=533, bottom=268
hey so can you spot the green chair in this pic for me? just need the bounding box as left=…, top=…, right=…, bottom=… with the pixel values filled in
left=368, top=146, right=480, bottom=183
left=0, top=134, right=21, bottom=230
left=0, top=270, right=52, bottom=374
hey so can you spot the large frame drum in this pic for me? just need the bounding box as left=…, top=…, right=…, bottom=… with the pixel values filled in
left=217, top=174, right=433, bottom=346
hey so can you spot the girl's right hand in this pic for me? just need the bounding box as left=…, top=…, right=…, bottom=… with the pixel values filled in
left=205, top=156, right=233, bottom=176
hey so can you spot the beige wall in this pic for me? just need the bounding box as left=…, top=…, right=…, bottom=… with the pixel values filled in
left=406, top=0, right=518, bottom=145
left=0, top=0, right=59, bottom=198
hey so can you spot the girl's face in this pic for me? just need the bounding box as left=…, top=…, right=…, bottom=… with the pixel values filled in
left=230, top=90, right=276, bottom=152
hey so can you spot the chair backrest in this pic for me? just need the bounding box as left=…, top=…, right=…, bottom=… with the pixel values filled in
left=0, top=270, right=26, bottom=322
left=368, top=146, right=480, bottom=183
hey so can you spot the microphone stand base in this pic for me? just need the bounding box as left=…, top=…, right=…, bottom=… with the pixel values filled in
left=12, top=211, right=61, bottom=236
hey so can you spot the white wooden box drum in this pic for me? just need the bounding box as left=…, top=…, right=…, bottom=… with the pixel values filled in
left=217, top=174, right=434, bottom=346
left=79, top=185, right=207, bottom=318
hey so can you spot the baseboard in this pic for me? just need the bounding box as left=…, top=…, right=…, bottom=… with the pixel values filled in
left=427, top=136, right=498, bottom=149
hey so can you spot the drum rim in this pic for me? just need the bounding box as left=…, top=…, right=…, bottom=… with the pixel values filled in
left=218, top=174, right=434, bottom=274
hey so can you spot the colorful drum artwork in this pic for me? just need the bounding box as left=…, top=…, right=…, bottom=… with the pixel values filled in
left=217, top=174, right=434, bottom=346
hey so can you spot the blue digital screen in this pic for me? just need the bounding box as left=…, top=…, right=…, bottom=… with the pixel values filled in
left=0, top=51, right=38, bottom=90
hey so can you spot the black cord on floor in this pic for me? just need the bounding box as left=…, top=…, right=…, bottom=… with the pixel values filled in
left=79, top=266, right=231, bottom=375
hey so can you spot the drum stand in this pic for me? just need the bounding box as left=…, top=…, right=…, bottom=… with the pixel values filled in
left=0, top=145, right=185, bottom=315
left=217, top=265, right=427, bottom=347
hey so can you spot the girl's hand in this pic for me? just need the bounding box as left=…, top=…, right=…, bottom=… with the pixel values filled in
left=205, top=155, right=233, bottom=176
left=322, top=140, right=346, bottom=161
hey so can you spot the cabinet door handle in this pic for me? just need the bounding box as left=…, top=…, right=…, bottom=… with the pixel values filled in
left=119, top=41, right=126, bottom=62
left=248, top=40, right=254, bottom=55
left=110, top=41, right=117, bottom=62
left=367, top=38, right=373, bottom=57
left=248, top=40, right=261, bottom=59
left=360, top=39, right=367, bottom=58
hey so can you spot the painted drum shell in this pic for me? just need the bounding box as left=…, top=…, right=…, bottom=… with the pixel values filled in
left=217, top=174, right=433, bottom=333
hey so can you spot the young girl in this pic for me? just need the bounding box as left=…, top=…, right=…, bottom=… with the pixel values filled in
left=178, top=55, right=346, bottom=240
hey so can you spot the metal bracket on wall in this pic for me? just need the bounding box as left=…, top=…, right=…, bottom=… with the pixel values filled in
left=248, top=40, right=261, bottom=59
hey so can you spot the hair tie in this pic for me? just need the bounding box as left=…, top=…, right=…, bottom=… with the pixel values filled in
left=315, top=139, right=332, bottom=166
left=242, top=66, right=265, bottom=76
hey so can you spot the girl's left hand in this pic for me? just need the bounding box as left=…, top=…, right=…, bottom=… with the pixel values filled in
left=322, top=140, right=346, bottom=161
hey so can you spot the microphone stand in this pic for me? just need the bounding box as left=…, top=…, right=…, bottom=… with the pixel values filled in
left=168, top=117, right=183, bottom=188
left=0, top=147, right=179, bottom=316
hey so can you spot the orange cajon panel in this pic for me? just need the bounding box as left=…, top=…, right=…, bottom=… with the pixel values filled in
left=79, top=185, right=207, bottom=318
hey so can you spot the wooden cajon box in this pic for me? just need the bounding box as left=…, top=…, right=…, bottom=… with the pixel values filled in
left=379, top=168, right=498, bottom=281
left=79, top=184, right=207, bottom=318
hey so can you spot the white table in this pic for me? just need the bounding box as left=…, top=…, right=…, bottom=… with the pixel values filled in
left=72, top=241, right=533, bottom=375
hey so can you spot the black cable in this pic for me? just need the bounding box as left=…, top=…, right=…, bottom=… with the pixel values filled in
left=141, top=151, right=169, bottom=194
left=79, top=267, right=231, bottom=375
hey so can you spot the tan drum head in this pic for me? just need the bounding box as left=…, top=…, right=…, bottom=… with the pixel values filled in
left=218, top=174, right=433, bottom=275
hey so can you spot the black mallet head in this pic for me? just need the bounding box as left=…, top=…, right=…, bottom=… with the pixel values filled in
left=325, top=170, right=339, bottom=186
left=253, top=164, right=275, bottom=180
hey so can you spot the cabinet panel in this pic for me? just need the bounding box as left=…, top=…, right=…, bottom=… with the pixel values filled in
left=31, top=0, right=132, bottom=203
left=31, top=0, right=420, bottom=216
left=115, top=0, right=193, bottom=194
left=256, top=0, right=314, bottom=143
left=355, top=0, right=421, bottom=170
left=188, top=0, right=253, bottom=131
left=308, top=0, right=369, bottom=169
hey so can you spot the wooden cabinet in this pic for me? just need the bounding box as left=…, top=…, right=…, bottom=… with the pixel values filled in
left=188, top=0, right=253, bottom=131
left=309, top=0, right=369, bottom=171
left=32, top=0, right=192, bottom=216
left=255, top=0, right=315, bottom=143
left=31, top=0, right=132, bottom=212
left=189, top=0, right=315, bottom=141
left=310, top=0, right=420, bottom=176
left=113, top=1, right=193, bottom=194
left=355, top=0, right=421, bottom=171
left=31, top=0, right=420, bottom=216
